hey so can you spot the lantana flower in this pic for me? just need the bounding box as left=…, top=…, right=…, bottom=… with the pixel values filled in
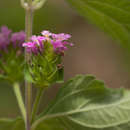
left=23, top=30, right=73, bottom=55
left=0, top=26, right=26, bottom=52
left=22, top=30, right=73, bottom=87
left=0, top=26, right=26, bottom=83
left=11, top=31, right=26, bottom=48
left=0, top=26, right=12, bottom=51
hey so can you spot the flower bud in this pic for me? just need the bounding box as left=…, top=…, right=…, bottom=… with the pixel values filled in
left=32, top=0, right=47, bottom=10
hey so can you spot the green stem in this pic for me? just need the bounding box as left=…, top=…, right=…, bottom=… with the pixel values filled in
left=25, top=0, right=33, bottom=130
left=25, top=82, right=32, bottom=130
left=23, top=0, right=46, bottom=129
left=13, top=83, right=26, bottom=122
left=31, top=88, right=44, bottom=124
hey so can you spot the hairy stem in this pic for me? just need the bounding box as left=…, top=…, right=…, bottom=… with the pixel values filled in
left=31, top=88, right=44, bottom=124
left=13, top=83, right=26, bottom=122
left=25, top=0, right=33, bottom=130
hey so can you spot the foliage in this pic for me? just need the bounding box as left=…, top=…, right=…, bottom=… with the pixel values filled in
left=66, top=0, right=130, bottom=50
left=1, top=75, right=130, bottom=130
left=0, top=0, right=130, bottom=130
left=32, top=75, right=130, bottom=130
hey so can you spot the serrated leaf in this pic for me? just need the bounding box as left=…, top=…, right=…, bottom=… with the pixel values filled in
left=32, top=75, right=130, bottom=130
left=66, top=0, right=130, bottom=50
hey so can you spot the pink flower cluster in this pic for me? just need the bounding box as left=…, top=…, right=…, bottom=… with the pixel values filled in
left=23, top=30, right=73, bottom=55
left=0, top=26, right=26, bottom=52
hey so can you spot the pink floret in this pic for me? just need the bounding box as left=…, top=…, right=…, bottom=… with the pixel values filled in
left=22, top=30, right=73, bottom=55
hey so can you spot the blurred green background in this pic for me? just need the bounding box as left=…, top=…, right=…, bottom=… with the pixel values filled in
left=0, top=0, right=130, bottom=118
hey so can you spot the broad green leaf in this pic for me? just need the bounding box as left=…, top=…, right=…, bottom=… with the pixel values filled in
left=66, top=0, right=130, bottom=50
left=32, top=75, right=130, bottom=130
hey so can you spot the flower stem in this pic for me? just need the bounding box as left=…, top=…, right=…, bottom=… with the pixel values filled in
left=25, top=0, right=33, bottom=130
left=13, top=83, right=26, bottom=122
left=31, top=88, right=44, bottom=124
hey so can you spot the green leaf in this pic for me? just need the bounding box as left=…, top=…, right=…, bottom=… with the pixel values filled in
left=32, top=75, right=130, bottom=130
left=66, top=0, right=130, bottom=50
